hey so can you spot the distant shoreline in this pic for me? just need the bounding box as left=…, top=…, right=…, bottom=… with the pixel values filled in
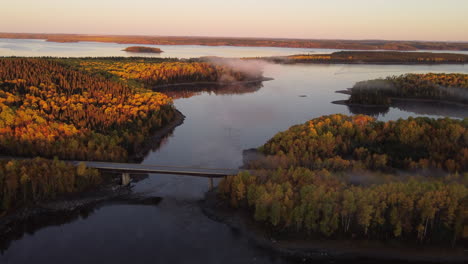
left=251, top=51, right=468, bottom=65
left=1, top=33, right=468, bottom=51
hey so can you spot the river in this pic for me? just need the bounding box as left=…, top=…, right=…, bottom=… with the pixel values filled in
left=0, top=39, right=467, bottom=264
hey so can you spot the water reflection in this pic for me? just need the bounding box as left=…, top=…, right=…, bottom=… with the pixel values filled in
left=0, top=196, right=162, bottom=253
left=391, top=100, right=468, bottom=119
left=335, top=100, right=468, bottom=119
left=158, top=81, right=265, bottom=99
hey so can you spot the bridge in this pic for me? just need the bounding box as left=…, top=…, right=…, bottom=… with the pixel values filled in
left=71, top=161, right=242, bottom=187
left=0, top=156, right=243, bottom=188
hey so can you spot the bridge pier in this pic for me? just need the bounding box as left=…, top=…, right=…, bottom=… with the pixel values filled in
left=209, top=177, right=214, bottom=191
left=121, top=172, right=131, bottom=186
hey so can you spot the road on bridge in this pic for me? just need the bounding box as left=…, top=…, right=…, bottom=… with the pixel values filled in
left=73, top=161, right=241, bottom=178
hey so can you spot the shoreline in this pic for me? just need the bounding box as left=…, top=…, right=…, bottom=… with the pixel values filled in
left=152, top=77, right=274, bottom=90
left=0, top=107, right=186, bottom=243
left=332, top=96, right=468, bottom=109
left=201, top=189, right=468, bottom=263
left=262, top=60, right=468, bottom=65
left=130, top=108, right=185, bottom=162
left=0, top=186, right=163, bottom=251
left=2, top=34, right=468, bottom=51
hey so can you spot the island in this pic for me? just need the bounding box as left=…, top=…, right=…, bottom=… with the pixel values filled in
left=123, top=46, right=163, bottom=53
left=206, top=114, right=468, bottom=262
left=335, top=73, right=468, bottom=106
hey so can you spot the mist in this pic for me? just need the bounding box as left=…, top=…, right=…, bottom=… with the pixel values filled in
left=204, top=57, right=269, bottom=82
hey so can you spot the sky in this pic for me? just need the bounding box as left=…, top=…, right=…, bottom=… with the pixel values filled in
left=1, top=0, right=468, bottom=42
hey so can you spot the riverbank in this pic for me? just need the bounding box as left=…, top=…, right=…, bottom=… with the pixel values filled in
left=201, top=189, right=468, bottom=263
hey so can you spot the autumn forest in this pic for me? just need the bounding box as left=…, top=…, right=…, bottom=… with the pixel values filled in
left=0, top=57, right=258, bottom=214
left=220, top=115, right=468, bottom=244
left=0, top=54, right=467, bottom=251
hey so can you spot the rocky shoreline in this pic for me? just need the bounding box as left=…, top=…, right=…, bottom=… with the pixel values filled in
left=201, top=189, right=468, bottom=264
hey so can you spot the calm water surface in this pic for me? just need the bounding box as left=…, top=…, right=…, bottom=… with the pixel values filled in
left=1, top=43, right=468, bottom=264
left=2, top=38, right=468, bottom=58
left=0, top=38, right=341, bottom=58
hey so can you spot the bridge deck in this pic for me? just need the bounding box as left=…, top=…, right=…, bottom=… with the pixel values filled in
left=74, top=161, right=240, bottom=178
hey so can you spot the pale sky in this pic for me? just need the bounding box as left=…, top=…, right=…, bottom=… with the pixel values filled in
left=2, top=0, right=468, bottom=41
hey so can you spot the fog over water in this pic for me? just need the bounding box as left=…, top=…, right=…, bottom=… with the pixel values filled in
left=1, top=41, right=467, bottom=264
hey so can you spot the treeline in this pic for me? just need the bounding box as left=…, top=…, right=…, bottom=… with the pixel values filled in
left=256, top=115, right=468, bottom=173
left=219, top=115, right=468, bottom=244
left=3, top=33, right=468, bottom=51
left=0, top=58, right=176, bottom=161
left=0, top=158, right=101, bottom=214
left=77, top=60, right=263, bottom=87
left=254, top=51, right=468, bottom=64
left=219, top=169, right=468, bottom=243
left=347, top=73, right=468, bottom=105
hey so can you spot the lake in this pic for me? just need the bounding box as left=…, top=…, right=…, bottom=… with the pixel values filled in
left=2, top=38, right=468, bottom=58
left=0, top=40, right=467, bottom=264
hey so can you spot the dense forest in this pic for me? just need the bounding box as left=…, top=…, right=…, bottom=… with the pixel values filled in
left=76, top=59, right=263, bottom=88
left=345, top=73, right=468, bottom=105
left=0, top=56, right=262, bottom=214
left=0, top=58, right=176, bottom=161
left=0, top=158, right=101, bottom=214
left=219, top=115, right=468, bottom=244
left=254, top=51, right=468, bottom=64
left=3, top=33, right=468, bottom=51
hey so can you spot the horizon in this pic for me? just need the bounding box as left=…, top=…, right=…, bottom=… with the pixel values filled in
left=2, top=0, right=468, bottom=42
left=2, top=31, right=468, bottom=44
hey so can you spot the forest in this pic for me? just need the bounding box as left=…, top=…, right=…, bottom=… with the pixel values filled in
left=75, top=58, right=263, bottom=88
left=0, top=56, right=261, bottom=214
left=0, top=158, right=101, bottom=214
left=0, top=58, right=177, bottom=161
left=345, top=73, right=468, bottom=105
left=254, top=51, right=468, bottom=64
left=219, top=114, right=468, bottom=244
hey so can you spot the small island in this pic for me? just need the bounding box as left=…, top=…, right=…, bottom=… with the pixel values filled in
left=335, top=73, right=468, bottom=106
left=123, top=46, right=163, bottom=53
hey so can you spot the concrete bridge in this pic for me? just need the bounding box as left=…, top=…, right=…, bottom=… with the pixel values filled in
left=0, top=156, right=243, bottom=188
left=72, top=161, right=242, bottom=188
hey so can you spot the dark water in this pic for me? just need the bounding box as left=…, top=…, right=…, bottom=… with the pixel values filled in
left=1, top=63, right=468, bottom=264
